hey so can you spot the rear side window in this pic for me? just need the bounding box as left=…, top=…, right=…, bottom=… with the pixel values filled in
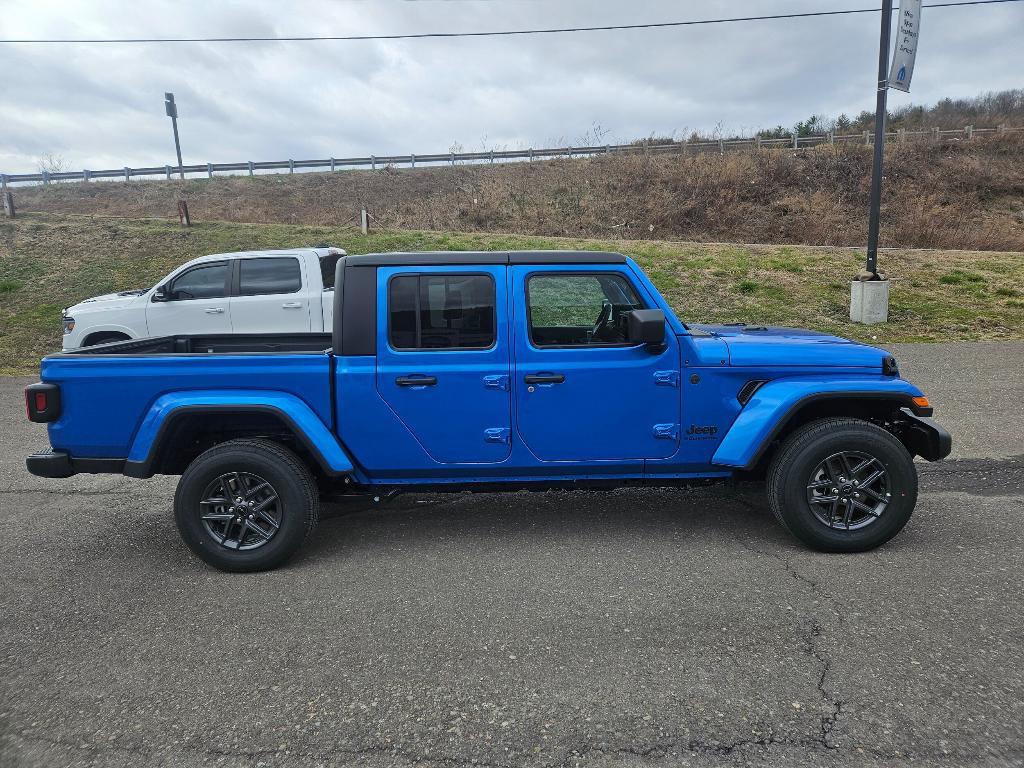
left=168, top=262, right=229, bottom=300
left=389, top=274, right=495, bottom=350
left=238, top=257, right=301, bottom=296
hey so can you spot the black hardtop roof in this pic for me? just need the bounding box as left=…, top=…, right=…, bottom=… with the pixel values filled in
left=345, top=250, right=627, bottom=267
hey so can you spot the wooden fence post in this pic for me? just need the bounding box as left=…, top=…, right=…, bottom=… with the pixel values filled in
left=3, top=189, right=14, bottom=219
left=864, top=130, right=871, bottom=145
left=177, top=200, right=191, bottom=227
left=898, top=128, right=906, bottom=144
left=965, top=125, right=974, bottom=139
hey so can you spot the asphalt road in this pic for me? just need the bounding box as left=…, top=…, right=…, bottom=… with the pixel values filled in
left=1, top=342, right=1022, bottom=768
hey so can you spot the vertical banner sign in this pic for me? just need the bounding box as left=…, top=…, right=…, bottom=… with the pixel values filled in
left=888, top=0, right=922, bottom=91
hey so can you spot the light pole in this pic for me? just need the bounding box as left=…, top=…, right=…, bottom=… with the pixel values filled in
left=864, top=0, right=894, bottom=278
left=165, top=92, right=184, bottom=180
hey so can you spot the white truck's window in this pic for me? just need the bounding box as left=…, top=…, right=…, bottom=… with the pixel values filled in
left=238, top=258, right=301, bottom=296
left=169, top=262, right=229, bottom=300
left=319, top=254, right=342, bottom=289
left=388, top=274, right=495, bottom=350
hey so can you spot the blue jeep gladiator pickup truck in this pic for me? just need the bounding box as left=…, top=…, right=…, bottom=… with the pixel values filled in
left=26, top=251, right=951, bottom=571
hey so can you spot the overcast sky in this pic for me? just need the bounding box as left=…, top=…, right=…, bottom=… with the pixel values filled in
left=1, top=0, right=1021, bottom=174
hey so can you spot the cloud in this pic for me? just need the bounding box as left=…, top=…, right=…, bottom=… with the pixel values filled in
left=1, top=0, right=1021, bottom=173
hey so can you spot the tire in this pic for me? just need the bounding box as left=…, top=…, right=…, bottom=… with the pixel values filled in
left=174, top=439, right=319, bottom=572
left=767, top=417, right=917, bottom=553
left=83, top=332, right=130, bottom=347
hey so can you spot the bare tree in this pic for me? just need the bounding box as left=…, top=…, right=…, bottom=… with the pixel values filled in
left=36, top=153, right=68, bottom=181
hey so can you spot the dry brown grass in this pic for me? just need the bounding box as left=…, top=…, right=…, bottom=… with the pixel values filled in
left=10, top=134, right=1024, bottom=251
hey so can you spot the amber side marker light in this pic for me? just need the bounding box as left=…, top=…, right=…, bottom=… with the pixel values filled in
left=910, top=395, right=934, bottom=416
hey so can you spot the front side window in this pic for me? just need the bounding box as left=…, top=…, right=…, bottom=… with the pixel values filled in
left=389, top=274, right=495, bottom=350
left=238, top=257, right=302, bottom=296
left=527, top=273, right=643, bottom=347
left=168, top=262, right=229, bottom=300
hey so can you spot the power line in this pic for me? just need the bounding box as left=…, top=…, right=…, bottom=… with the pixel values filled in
left=1, top=0, right=1021, bottom=44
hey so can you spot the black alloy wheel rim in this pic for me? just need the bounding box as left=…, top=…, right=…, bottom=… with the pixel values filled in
left=199, top=471, right=282, bottom=550
left=805, top=451, right=890, bottom=531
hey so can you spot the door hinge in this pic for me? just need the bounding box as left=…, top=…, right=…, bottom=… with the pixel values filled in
left=483, top=374, right=510, bottom=391
left=484, top=427, right=511, bottom=444
left=654, top=370, right=679, bottom=388
left=652, top=423, right=679, bottom=440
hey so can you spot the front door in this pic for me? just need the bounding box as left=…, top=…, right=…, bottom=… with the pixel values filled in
left=146, top=260, right=232, bottom=336
left=512, top=266, right=681, bottom=461
left=375, top=265, right=512, bottom=464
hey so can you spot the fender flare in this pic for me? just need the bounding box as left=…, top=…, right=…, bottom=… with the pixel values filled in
left=67, top=323, right=137, bottom=350
left=711, top=376, right=926, bottom=470
left=123, top=390, right=354, bottom=478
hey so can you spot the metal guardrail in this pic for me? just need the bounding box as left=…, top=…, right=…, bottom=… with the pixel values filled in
left=2, top=125, right=1019, bottom=187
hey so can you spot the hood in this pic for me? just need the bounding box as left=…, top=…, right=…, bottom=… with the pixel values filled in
left=694, top=324, right=888, bottom=369
left=66, top=289, right=147, bottom=314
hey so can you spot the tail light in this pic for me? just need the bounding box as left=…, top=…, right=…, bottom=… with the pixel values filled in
left=25, top=383, right=61, bottom=423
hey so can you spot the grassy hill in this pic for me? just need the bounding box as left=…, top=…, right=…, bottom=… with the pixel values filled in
left=11, top=134, right=1024, bottom=253
left=2, top=213, right=1022, bottom=374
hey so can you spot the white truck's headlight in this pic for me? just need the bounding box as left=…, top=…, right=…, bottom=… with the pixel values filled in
left=62, top=316, right=75, bottom=334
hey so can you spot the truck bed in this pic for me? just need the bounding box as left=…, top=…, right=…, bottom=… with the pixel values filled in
left=62, top=333, right=333, bottom=356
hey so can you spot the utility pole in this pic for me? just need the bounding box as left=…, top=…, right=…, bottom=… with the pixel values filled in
left=165, top=92, right=184, bottom=180
left=864, top=0, right=893, bottom=278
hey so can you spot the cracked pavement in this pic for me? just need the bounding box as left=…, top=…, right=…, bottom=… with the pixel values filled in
left=1, top=342, right=1023, bottom=767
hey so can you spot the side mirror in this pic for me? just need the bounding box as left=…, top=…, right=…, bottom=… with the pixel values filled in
left=152, top=285, right=169, bottom=302
left=627, top=309, right=666, bottom=352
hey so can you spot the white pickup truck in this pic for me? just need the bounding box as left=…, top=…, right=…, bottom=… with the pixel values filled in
left=61, top=246, right=346, bottom=349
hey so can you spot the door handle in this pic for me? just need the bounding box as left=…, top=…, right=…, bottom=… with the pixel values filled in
left=204, top=307, right=225, bottom=314
left=523, top=373, right=565, bottom=385
left=281, top=302, right=303, bottom=309
left=396, top=375, right=438, bottom=387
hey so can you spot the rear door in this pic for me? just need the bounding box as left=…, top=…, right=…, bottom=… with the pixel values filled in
left=229, top=255, right=312, bottom=333
left=511, top=265, right=681, bottom=461
left=375, top=265, right=512, bottom=464
left=146, top=260, right=232, bottom=336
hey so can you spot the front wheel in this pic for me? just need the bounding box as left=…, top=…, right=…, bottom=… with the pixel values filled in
left=174, top=439, right=319, bottom=572
left=767, top=417, right=918, bottom=552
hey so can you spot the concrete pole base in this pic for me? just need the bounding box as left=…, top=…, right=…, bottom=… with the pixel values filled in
left=850, top=278, right=890, bottom=324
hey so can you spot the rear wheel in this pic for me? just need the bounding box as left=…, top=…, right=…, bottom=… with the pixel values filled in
left=174, top=439, right=319, bottom=572
left=767, top=417, right=917, bottom=552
